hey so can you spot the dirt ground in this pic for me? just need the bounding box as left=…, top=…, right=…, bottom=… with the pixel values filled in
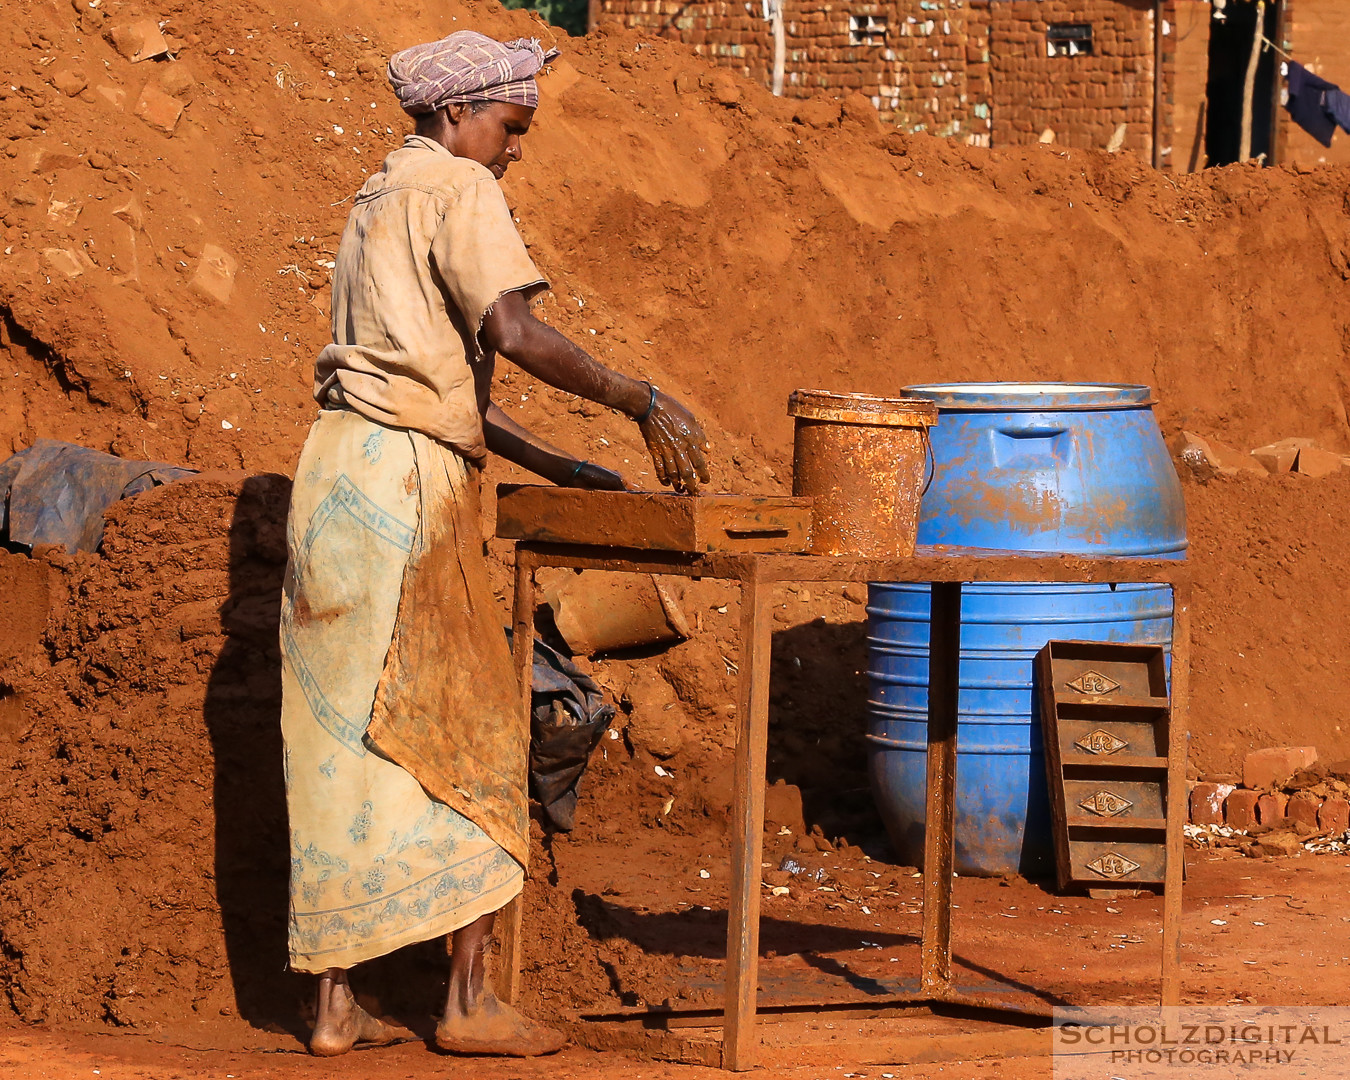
left=3, top=0, right=1350, bottom=1071
left=3, top=850, right=1348, bottom=1077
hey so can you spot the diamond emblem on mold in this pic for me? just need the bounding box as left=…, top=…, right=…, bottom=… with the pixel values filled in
left=1079, top=790, right=1133, bottom=817
left=1066, top=670, right=1122, bottom=696
left=1075, top=729, right=1129, bottom=755
left=1087, top=852, right=1141, bottom=879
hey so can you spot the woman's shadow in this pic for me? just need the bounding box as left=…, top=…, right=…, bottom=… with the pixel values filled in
left=204, top=473, right=447, bottom=1043
left=203, top=473, right=305, bottom=1037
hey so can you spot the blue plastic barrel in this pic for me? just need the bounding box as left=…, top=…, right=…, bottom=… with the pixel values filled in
left=865, top=383, right=1186, bottom=877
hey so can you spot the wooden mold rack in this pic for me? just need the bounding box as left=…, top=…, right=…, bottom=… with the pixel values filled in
left=1035, top=641, right=1179, bottom=895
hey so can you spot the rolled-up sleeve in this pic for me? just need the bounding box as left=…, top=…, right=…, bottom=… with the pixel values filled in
left=430, top=178, right=547, bottom=354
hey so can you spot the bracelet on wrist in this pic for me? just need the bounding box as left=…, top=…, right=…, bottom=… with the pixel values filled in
left=636, top=381, right=658, bottom=423
left=569, top=459, right=589, bottom=482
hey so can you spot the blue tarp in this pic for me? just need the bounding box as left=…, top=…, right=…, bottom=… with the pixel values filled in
left=0, top=440, right=196, bottom=553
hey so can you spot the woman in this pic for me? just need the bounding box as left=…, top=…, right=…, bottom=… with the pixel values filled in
left=280, top=30, right=709, bottom=1058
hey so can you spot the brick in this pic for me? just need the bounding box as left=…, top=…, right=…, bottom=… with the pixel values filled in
left=30, top=147, right=83, bottom=174
left=41, top=247, right=96, bottom=279
left=51, top=68, right=88, bottom=98
left=1287, top=792, right=1322, bottom=828
left=189, top=244, right=238, bottom=305
left=106, top=19, right=170, bottom=63
left=1256, top=791, right=1288, bottom=826
left=1225, top=789, right=1260, bottom=829
left=1189, top=782, right=1233, bottom=825
left=1295, top=447, right=1346, bottom=479
left=1251, top=437, right=1313, bottom=474
left=1244, top=746, right=1317, bottom=790
left=1320, top=797, right=1350, bottom=834
left=95, top=84, right=127, bottom=110
left=134, top=83, right=184, bottom=134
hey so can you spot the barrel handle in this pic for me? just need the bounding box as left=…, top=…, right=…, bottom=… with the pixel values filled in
left=991, top=424, right=1069, bottom=468
left=995, top=424, right=1069, bottom=438
left=920, top=426, right=936, bottom=496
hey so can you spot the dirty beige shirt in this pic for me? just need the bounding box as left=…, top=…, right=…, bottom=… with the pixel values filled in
left=315, top=135, right=546, bottom=460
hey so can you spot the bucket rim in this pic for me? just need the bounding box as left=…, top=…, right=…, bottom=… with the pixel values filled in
left=900, top=382, right=1155, bottom=411
left=788, top=389, right=939, bottom=426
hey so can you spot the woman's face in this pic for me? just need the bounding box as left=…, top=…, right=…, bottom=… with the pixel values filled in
left=448, top=102, right=535, bottom=179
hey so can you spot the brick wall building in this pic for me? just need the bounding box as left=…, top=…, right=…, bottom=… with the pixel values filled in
left=598, top=0, right=1348, bottom=170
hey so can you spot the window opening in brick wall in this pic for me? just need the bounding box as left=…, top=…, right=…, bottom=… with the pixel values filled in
left=1046, top=24, right=1093, bottom=58
left=849, top=14, right=887, bottom=47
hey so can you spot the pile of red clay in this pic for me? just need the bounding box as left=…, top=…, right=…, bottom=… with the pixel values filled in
left=3, top=0, right=1350, bottom=1038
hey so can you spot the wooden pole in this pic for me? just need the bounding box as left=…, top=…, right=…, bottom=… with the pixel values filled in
left=770, top=0, right=786, bottom=97
left=1161, top=581, right=1192, bottom=1007
left=1152, top=0, right=1165, bottom=169
left=920, top=582, right=962, bottom=997
left=1266, top=0, right=1287, bottom=166
left=1239, top=0, right=1266, bottom=162
left=494, top=547, right=538, bottom=1006
left=722, top=570, right=772, bottom=1070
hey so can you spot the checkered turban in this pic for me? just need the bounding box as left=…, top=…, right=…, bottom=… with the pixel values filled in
left=387, top=31, right=559, bottom=114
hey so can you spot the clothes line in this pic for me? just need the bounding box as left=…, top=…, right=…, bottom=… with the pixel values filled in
left=1259, top=34, right=1292, bottom=62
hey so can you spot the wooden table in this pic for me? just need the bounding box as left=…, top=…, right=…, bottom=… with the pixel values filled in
left=500, top=544, right=1192, bottom=1071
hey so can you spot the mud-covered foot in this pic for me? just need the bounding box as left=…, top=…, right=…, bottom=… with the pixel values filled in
left=310, top=974, right=396, bottom=1057
left=435, top=996, right=565, bottom=1057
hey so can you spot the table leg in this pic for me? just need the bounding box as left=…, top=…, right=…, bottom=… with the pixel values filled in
left=1161, top=581, right=1191, bottom=1007
left=494, top=547, right=537, bottom=1006
left=921, top=582, right=962, bottom=999
left=722, top=574, right=772, bottom=1071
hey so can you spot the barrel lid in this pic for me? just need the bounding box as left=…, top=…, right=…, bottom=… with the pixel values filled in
left=788, top=389, right=938, bottom=427
left=901, top=382, right=1155, bottom=412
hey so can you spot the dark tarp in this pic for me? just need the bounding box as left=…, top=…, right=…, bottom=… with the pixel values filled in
left=0, top=440, right=196, bottom=553
left=508, top=631, right=617, bottom=831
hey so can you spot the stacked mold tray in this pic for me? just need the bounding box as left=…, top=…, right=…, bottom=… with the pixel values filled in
left=1036, top=641, right=1172, bottom=893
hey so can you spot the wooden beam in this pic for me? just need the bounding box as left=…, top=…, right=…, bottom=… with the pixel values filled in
left=722, top=571, right=773, bottom=1070
left=495, top=549, right=538, bottom=1006
left=921, top=582, right=962, bottom=996
left=1161, top=581, right=1191, bottom=1007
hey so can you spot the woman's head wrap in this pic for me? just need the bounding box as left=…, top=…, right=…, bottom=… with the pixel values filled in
left=387, top=31, right=559, bottom=114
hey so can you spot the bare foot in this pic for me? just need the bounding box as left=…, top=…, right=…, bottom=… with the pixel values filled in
left=435, top=993, right=566, bottom=1057
left=309, top=969, right=397, bottom=1057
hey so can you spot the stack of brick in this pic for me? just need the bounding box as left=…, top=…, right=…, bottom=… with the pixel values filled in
left=1188, top=746, right=1350, bottom=840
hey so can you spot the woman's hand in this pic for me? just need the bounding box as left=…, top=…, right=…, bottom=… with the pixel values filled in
left=638, top=389, right=711, bottom=495
left=568, top=462, right=628, bottom=491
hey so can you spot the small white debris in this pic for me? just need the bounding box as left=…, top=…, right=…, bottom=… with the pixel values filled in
left=654, top=765, right=669, bottom=777
left=608, top=729, right=620, bottom=740
left=771, top=886, right=789, bottom=896
left=861, top=905, right=871, bottom=914
left=1106, top=907, right=1121, bottom=914
left=333, top=125, right=344, bottom=134
left=1211, top=919, right=1228, bottom=926
left=699, top=869, right=710, bottom=879
left=221, top=420, right=234, bottom=430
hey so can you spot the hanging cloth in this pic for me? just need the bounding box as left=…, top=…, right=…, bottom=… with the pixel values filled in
left=1325, top=88, right=1350, bottom=135
left=1285, top=61, right=1338, bottom=147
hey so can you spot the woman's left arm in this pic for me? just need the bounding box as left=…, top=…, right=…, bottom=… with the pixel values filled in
left=484, top=403, right=627, bottom=490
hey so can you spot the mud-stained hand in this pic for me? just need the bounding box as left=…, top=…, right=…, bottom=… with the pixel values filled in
left=638, top=388, right=711, bottom=495
left=569, top=462, right=629, bottom=491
